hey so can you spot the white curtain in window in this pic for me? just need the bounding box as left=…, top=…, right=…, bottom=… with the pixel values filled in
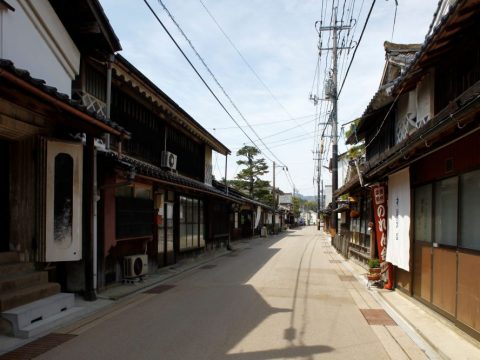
left=254, top=206, right=262, bottom=228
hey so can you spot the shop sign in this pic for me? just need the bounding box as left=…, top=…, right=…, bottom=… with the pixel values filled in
left=372, top=184, right=387, bottom=262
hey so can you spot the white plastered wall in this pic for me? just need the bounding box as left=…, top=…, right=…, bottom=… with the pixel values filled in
left=204, top=145, right=213, bottom=185
left=0, top=0, right=80, bottom=95
left=416, top=70, right=435, bottom=128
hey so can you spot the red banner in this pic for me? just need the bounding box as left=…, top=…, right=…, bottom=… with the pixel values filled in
left=372, top=184, right=387, bottom=262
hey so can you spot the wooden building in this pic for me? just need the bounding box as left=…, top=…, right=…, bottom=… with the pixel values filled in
left=338, top=0, right=480, bottom=339
left=335, top=42, right=421, bottom=266
left=0, top=0, right=127, bottom=323
left=74, top=54, right=240, bottom=288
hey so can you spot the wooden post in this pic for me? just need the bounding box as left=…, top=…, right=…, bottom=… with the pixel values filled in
left=84, top=135, right=96, bottom=301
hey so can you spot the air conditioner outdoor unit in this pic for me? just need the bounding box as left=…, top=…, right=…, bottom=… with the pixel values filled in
left=124, top=254, right=148, bottom=278
left=161, top=151, right=177, bottom=171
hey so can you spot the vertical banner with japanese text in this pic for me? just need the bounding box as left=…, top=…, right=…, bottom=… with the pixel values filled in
left=386, top=168, right=411, bottom=271
left=371, top=184, right=387, bottom=262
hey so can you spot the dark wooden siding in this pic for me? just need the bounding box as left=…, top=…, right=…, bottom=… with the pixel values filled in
left=84, top=62, right=107, bottom=102
left=365, top=112, right=395, bottom=163
left=111, top=86, right=205, bottom=180
left=411, top=131, right=480, bottom=186
left=167, top=127, right=204, bottom=180
left=10, top=138, right=36, bottom=261
left=435, top=23, right=480, bottom=113
left=111, top=87, right=165, bottom=165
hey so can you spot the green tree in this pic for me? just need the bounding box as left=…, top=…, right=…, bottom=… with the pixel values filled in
left=231, top=145, right=270, bottom=201
left=304, top=200, right=317, bottom=212
left=292, top=196, right=301, bottom=217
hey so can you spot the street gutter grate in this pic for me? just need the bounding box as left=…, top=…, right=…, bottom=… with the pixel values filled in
left=145, top=284, right=175, bottom=294
left=200, top=264, right=217, bottom=269
left=360, top=309, right=397, bottom=326
left=0, top=333, right=77, bottom=360
left=339, top=275, right=356, bottom=282
left=329, top=260, right=342, bottom=263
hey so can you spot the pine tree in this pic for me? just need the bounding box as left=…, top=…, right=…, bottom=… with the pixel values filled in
left=231, top=145, right=270, bottom=201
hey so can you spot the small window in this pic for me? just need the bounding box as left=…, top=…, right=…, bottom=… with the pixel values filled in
left=434, top=177, right=458, bottom=246
left=415, top=184, right=432, bottom=242
left=54, top=153, right=73, bottom=244
left=460, top=169, right=480, bottom=250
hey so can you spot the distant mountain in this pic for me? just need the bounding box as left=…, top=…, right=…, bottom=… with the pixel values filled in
left=297, top=194, right=317, bottom=202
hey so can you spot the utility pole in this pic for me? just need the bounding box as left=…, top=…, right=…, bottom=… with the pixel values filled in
left=272, top=161, right=276, bottom=234
left=317, top=8, right=351, bottom=237
left=316, top=149, right=321, bottom=230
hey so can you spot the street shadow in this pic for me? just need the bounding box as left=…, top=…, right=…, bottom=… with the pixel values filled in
left=224, top=345, right=333, bottom=359
left=37, top=230, right=336, bottom=360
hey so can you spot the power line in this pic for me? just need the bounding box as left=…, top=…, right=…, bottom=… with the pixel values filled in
left=142, top=0, right=266, bottom=160
left=338, top=0, right=376, bottom=97
left=198, top=0, right=310, bottom=136
left=211, top=113, right=317, bottom=131
left=155, top=0, right=289, bottom=168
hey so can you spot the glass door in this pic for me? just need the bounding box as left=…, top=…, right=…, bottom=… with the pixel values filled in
left=155, top=191, right=175, bottom=267
left=165, top=202, right=175, bottom=265
left=155, top=192, right=165, bottom=267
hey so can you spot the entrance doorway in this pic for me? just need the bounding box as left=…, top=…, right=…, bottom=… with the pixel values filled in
left=155, top=192, right=175, bottom=267
left=0, top=139, right=9, bottom=252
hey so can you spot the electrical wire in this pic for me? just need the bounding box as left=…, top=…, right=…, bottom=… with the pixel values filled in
left=142, top=0, right=268, bottom=160
left=198, top=0, right=310, bottom=136
left=155, top=0, right=289, bottom=168
left=338, top=0, right=376, bottom=97
left=211, top=113, right=317, bottom=131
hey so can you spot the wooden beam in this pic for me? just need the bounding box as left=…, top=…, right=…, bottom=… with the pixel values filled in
left=0, top=0, right=14, bottom=11
left=0, top=69, right=126, bottom=137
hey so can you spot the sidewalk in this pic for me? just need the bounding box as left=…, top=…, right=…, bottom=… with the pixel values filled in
left=340, top=246, right=480, bottom=359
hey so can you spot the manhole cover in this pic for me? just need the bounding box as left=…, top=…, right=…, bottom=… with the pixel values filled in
left=339, top=275, right=356, bottom=282
left=145, top=284, right=175, bottom=294
left=360, top=309, right=397, bottom=325
left=200, top=264, right=217, bottom=269
left=0, top=333, right=77, bottom=359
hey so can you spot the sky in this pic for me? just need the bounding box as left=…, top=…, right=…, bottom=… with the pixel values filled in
left=99, top=0, right=439, bottom=196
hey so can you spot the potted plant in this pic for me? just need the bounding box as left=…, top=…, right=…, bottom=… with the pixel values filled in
left=368, top=258, right=381, bottom=274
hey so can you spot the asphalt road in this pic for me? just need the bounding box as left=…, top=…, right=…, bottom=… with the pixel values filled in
left=38, top=227, right=427, bottom=360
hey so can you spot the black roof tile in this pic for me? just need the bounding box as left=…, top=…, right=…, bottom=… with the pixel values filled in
left=0, top=58, right=130, bottom=137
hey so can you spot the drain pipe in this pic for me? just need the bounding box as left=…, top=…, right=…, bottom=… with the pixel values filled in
left=93, top=147, right=98, bottom=291
left=94, top=54, right=114, bottom=291
left=225, top=154, right=232, bottom=250
left=104, top=54, right=114, bottom=149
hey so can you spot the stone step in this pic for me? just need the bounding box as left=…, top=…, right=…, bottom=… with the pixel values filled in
left=0, top=252, right=20, bottom=265
left=1, top=293, right=75, bottom=338
left=0, top=271, right=49, bottom=293
left=0, top=282, right=60, bottom=312
left=0, top=262, right=35, bottom=275
left=13, top=306, right=82, bottom=339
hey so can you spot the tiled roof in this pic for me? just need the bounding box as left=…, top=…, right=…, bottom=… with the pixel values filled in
left=212, top=180, right=273, bottom=210
left=0, top=59, right=130, bottom=137
left=101, top=151, right=240, bottom=201
left=392, top=0, right=478, bottom=92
